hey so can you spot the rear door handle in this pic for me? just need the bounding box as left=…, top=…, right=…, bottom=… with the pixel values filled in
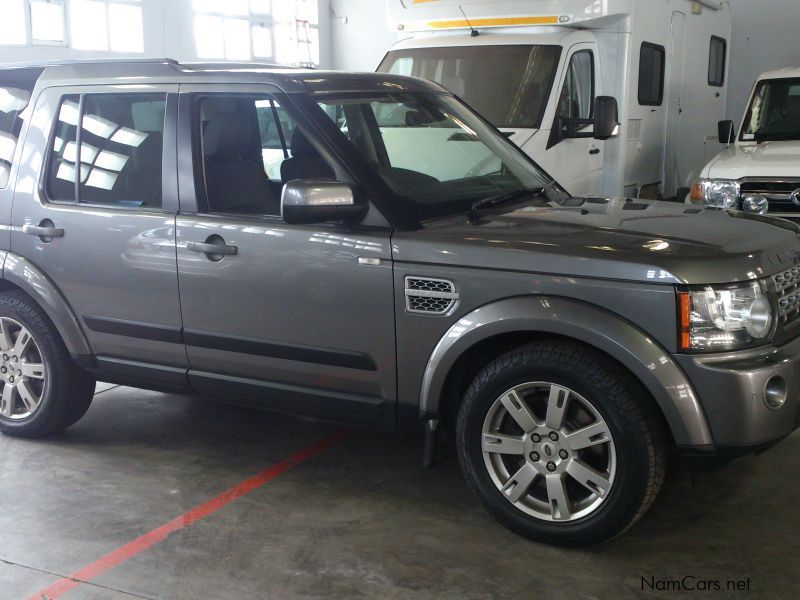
left=23, top=224, right=64, bottom=239
left=589, top=148, right=600, bottom=155
left=186, top=240, right=238, bottom=256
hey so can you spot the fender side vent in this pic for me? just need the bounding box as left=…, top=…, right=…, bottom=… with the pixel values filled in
left=405, top=277, right=458, bottom=315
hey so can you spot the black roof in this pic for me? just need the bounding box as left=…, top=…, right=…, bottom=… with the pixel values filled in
left=0, top=58, right=446, bottom=95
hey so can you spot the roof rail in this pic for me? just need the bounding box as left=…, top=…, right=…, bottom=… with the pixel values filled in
left=0, top=57, right=181, bottom=70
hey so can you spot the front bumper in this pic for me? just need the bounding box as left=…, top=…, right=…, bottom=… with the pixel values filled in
left=675, top=334, right=800, bottom=461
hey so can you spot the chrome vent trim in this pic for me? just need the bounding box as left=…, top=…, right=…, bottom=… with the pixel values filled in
left=773, top=265, right=800, bottom=326
left=405, top=276, right=458, bottom=315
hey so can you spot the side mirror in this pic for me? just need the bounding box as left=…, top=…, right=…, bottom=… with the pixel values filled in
left=281, top=180, right=367, bottom=225
left=718, top=120, right=736, bottom=144
left=593, top=96, right=619, bottom=140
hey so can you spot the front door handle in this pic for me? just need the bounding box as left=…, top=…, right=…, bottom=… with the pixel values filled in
left=186, top=236, right=238, bottom=261
left=23, top=222, right=64, bottom=241
left=589, top=148, right=600, bottom=155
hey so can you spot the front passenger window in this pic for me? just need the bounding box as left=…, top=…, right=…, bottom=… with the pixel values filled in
left=558, top=51, right=594, bottom=121
left=197, top=95, right=335, bottom=217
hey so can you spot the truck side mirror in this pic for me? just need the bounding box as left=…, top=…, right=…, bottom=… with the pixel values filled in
left=718, top=120, right=736, bottom=144
left=281, top=180, right=367, bottom=225
left=593, top=96, right=619, bottom=140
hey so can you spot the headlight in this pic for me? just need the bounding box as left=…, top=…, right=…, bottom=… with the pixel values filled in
left=689, top=179, right=740, bottom=208
left=678, top=282, right=774, bottom=351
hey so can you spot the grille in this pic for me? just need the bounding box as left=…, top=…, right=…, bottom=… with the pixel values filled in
left=405, top=277, right=458, bottom=315
left=773, top=266, right=800, bottom=326
left=740, top=180, right=800, bottom=216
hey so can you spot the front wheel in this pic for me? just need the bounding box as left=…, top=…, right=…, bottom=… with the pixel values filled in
left=0, top=291, right=95, bottom=437
left=456, top=342, right=666, bottom=546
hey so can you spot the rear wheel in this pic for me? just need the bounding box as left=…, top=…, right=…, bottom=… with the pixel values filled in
left=0, top=291, right=95, bottom=437
left=456, top=341, right=666, bottom=546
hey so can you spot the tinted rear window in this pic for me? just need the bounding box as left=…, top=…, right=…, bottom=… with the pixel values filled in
left=638, top=43, right=665, bottom=106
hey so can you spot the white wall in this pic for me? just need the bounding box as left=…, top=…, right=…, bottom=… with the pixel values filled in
left=328, top=0, right=398, bottom=72
left=0, top=1, right=333, bottom=67
left=727, top=0, right=800, bottom=125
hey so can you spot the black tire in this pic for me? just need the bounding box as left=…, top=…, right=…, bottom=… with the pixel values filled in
left=456, top=341, right=666, bottom=547
left=0, top=290, right=95, bottom=437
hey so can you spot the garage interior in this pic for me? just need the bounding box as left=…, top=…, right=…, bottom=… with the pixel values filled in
left=1, top=1, right=800, bottom=598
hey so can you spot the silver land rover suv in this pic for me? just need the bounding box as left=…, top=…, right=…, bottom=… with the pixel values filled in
left=1, top=60, right=799, bottom=547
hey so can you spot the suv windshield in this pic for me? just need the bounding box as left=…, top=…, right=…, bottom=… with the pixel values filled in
left=742, top=77, right=800, bottom=142
left=314, top=92, right=560, bottom=221
left=378, top=45, right=562, bottom=129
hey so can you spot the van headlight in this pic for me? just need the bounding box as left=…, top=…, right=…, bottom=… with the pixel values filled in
left=678, top=282, right=774, bottom=351
left=689, top=179, right=740, bottom=208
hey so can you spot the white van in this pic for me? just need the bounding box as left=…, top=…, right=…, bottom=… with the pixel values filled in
left=377, top=0, right=732, bottom=200
left=688, top=68, right=800, bottom=218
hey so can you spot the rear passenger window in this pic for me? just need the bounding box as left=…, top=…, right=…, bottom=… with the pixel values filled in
left=708, top=36, right=727, bottom=87
left=638, top=42, right=665, bottom=106
left=46, top=93, right=166, bottom=208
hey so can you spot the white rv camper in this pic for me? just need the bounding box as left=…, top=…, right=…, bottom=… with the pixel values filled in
left=377, top=0, right=732, bottom=200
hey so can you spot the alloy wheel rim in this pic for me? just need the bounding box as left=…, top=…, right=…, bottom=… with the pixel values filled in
left=481, top=382, right=616, bottom=522
left=0, top=318, right=46, bottom=421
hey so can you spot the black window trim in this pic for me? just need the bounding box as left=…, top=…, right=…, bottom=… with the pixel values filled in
left=546, top=48, right=596, bottom=149
left=708, top=35, right=727, bottom=87
left=41, top=90, right=173, bottom=213
left=638, top=41, right=666, bottom=106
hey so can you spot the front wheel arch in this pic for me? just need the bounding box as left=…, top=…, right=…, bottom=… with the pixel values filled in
left=420, top=296, right=712, bottom=448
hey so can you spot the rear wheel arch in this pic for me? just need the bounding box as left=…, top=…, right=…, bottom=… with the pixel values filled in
left=0, top=252, right=92, bottom=357
left=420, top=296, right=712, bottom=448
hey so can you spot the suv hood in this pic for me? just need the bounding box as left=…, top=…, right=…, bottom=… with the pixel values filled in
left=705, top=140, right=800, bottom=179
left=393, top=198, right=800, bottom=285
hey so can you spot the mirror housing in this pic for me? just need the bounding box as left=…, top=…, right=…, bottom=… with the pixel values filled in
left=718, top=120, right=736, bottom=144
left=550, top=96, right=619, bottom=147
left=593, top=96, right=619, bottom=140
left=281, top=180, right=367, bottom=225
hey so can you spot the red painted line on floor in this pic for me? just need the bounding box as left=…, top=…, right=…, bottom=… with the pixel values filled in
left=28, top=428, right=349, bottom=600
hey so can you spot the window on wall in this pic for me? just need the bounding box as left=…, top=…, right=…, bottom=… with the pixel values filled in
left=708, top=36, right=727, bottom=87
left=638, top=42, right=665, bottom=106
left=0, top=0, right=144, bottom=53
left=193, top=0, right=320, bottom=65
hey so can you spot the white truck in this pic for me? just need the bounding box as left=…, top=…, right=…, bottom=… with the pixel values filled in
left=377, top=0, right=732, bottom=200
left=688, top=68, right=800, bottom=218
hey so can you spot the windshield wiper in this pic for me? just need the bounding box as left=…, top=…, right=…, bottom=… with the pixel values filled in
left=468, top=187, right=546, bottom=221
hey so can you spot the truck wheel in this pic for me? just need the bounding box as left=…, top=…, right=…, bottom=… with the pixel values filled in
left=0, top=291, right=95, bottom=438
left=456, top=341, right=666, bottom=546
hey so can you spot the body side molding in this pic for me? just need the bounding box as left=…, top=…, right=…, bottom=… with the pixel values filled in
left=419, top=295, right=713, bottom=448
left=1, top=250, right=92, bottom=356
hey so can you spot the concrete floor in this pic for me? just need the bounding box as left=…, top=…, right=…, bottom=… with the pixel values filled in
left=1, top=384, right=798, bottom=599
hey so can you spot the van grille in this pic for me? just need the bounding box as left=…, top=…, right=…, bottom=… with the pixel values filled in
left=405, top=277, right=458, bottom=315
left=773, top=266, right=800, bottom=326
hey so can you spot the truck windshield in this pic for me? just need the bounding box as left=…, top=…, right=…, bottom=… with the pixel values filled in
left=314, top=92, right=562, bottom=221
left=378, top=45, right=562, bottom=129
left=742, top=77, right=800, bottom=142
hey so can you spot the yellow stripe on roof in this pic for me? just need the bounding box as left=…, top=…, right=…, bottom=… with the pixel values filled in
left=427, top=15, right=559, bottom=28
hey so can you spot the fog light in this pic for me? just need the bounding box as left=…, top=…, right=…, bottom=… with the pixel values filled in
left=764, top=376, right=788, bottom=410
left=742, top=194, right=768, bottom=215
